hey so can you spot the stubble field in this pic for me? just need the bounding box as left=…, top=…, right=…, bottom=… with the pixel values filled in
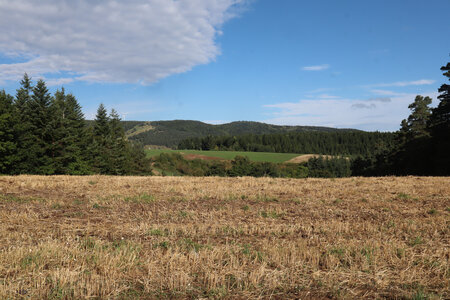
left=0, top=176, right=449, bottom=299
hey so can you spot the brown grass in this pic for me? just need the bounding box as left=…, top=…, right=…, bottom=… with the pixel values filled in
left=286, top=154, right=341, bottom=164
left=0, top=176, right=449, bottom=299
left=125, top=122, right=154, bottom=138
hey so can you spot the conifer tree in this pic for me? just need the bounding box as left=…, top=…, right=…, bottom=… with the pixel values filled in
left=89, top=104, right=111, bottom=173
left=108, top=109, right=129, bottom=174
left=49, top=89, right=90, bottom=174
left=27, top=79, right=54, bottom=174
left=13, top=74, right=34, bottom=174
left=402, top=95, right=432, bottom=140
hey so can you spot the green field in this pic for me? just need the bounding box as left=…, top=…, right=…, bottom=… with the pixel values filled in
left=145, top=149, right=301, bottom=163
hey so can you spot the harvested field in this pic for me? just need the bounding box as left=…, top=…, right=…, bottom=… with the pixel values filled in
left=0, top=176, right=449, bottom=299
left=286, top=154, right=334, bottom=164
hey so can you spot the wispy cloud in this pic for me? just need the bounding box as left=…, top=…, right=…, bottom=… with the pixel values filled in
left=302, top=64, right=330, bottom=71
left=366, top=79, right=435, bottom=88
left=263, top=91, right=437, bottom=131
left=370, top=89, right=409, bottom=96
left=317, top=94, right=340, bottom=99
left=369, top=97, right=391, bottom=103
left=202, top=120, right=229, bottom=125
left=351, top=103, right=376, bottom=109
left=0, top=0, right=246, bottom=84
left=306, top=87, right=335, bottom=94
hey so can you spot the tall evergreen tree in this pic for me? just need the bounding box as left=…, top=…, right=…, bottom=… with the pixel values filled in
left=93, top=104, right=110, bottom=138
left=401, top=95, right=432, bottom=140
left=15, top=73, right=32, bottom=109
left=108, top=109, right=129, bottom=174
left=389, top=95, right=433, bottom=175
left=89, top=104, right=111, bottom=173
left=49, top=88, right=90, bottom=174
left=27, top=79, right=54, bottom=174
left=13, top=74, right=34, bottom=174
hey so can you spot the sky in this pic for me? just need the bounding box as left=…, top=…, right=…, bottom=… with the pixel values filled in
left=0, top=0, right=449, bottom=131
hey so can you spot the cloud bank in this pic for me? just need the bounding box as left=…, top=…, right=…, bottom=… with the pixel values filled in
left=0, top=0, right=245, bottom=84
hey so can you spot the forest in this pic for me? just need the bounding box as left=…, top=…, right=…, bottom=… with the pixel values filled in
left=0, top=75, right=150, bottom=175
left=178, top=131, right=394, bottom=156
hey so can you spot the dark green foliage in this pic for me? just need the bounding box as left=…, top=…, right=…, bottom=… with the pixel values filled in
left=0, top=90, right=17, bottom=173
left=26, top=79, right=54, bottom=174
left=13, top=74, right=36, bottom=174
left=307, top=156, right=351, bottom=178
left=88, top=105, right=151, bottom=175
left=129, top=120, right=352, bottom=148
left=179, top=131, right=395, bottom=157
left=48, top=89, right=90, bottom=174
left=427, top=63, right=450, bottom=175
left=0, top=75, right=151, bottom=175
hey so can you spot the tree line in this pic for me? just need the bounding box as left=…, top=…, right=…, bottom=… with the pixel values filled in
left=177, top=62, right=449, bottom=177
left=178, top=128, right=394, bottom=157
left=353, top=63, right=449, bottom=176
left=0, top=74, right=151, bottom=175
left=152, top=152, right=351, bottom=178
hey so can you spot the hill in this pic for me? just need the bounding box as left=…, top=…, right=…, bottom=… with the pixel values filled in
left=115, top=120, right=355, bottom=148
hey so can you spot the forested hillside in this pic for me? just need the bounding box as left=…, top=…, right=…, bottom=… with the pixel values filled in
left=178, top=131, right=394, bottom=157
left=123, top=120, right=354, bottom=148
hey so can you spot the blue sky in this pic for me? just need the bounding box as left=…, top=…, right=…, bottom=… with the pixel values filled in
left=0, top=0, right=449, bottom=131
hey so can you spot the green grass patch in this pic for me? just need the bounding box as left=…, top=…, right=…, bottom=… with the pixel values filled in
left=146, top=149, right=301, bottom=163
left=123, top=193, right=155, bottom=203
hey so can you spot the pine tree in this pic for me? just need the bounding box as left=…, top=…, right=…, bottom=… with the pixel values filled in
left=108, top=109, right=129, bottom=174
left=49, top=89, right=90, bottom=174
left=13, top=74, right=34, bottom=174
left=89, top=104, right=111, bottom=173
left=93, top=104, right=110, bottom=138
left=27, top=79, right=54, bottom=174
left=404, top=95, right=432, bottom=140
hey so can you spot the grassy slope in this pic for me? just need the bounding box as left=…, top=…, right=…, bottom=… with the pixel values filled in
left=146, top=149, right=302, bottom=163
left=0, top=176, right=448, bottom=299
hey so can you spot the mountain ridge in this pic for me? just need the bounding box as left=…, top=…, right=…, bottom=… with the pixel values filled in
left=115, top=119, right=361, bottom=148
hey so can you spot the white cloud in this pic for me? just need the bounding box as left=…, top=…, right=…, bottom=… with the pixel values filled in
left=302, top=64, right=330, bottom=71
left=316, top=94, right=340, bottom=99
left=370, top=89, right=409, bottom=96
left=263, top=92, right=438, bottom=131
left=0, top=0, right=245, bottom=84
left=367, top=79, right=435, bottom=88
left=203, top=120, right=228, bottom=125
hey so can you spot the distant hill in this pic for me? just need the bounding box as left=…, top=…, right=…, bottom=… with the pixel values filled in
left=112, top=120, right=357, bottom=148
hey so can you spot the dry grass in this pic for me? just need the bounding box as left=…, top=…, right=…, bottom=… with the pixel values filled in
left=286, top=154, right=343, bottom=164
left=125, top=122, right=154, bottom=138
left=0, top=176, right=448, bottom=299
left=285, top=154, right=329, bottom=164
